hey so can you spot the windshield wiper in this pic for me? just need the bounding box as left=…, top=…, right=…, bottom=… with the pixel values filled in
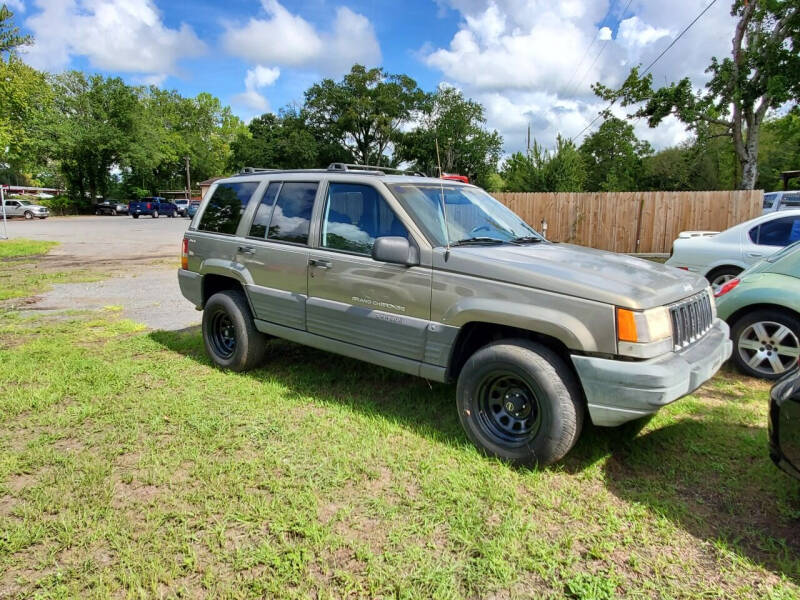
left=451, top=237, right=506, bottom=246
left=509, top=236, right=543, bottom=244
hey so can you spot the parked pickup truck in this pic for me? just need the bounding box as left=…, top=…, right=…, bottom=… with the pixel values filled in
left=178, top=163, right=732, bottom=465
left=129, top=197, right=178, bottom=219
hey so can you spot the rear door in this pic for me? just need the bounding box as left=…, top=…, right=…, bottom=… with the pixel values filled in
left=237, top=180, right=319, bottom=331
left=746, top=215, right=800, bottom=263
left=306, top=181, right=432, bottom=361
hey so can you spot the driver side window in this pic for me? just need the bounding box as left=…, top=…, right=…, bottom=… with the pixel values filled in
left=321, top=183, right=409, bottom=255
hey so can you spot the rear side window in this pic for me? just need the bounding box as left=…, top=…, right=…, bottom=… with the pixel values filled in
left=267, top=182, right=318, bottom=244
left=321, top=183, right=409, bottom=255
left=248, top=182, right=282, bottom=238
left=198, top=182, right=259, bottom=235
left=750, top=216, right=800, bottom=246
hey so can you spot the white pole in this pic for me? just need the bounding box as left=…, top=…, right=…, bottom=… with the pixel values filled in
left=0, top=186, right=7, bottom=240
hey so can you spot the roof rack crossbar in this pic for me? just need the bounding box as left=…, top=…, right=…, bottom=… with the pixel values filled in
left=327, top=163, right=427, bottom=177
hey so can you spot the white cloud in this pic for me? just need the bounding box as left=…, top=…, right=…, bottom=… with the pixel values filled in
left=424, top=0, right=737, bottom=152
left=233, top=65, right=281, bottom=112
left=617, top=16, right=670, bottom=48
left=22, top=0, right=205, bottom=81
left=222, top=0, right=380, bottom=76
left=5, top=0, right=25, bottom=13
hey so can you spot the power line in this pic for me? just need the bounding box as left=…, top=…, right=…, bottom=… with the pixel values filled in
left=570, top=0, right=719, bottom=142
left=565, top=0, right=633, bottom=101
left=561, top=0, right=617, bottom=98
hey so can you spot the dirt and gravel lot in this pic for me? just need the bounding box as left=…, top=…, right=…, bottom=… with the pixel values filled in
left=3, top=215, right=198, bottom=330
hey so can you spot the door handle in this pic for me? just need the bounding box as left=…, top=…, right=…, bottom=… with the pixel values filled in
left=237, top=246, right=255, bottom=255
left=747, top=252, right=764, bottom=258
left=308, top=258, right=332, bottom=269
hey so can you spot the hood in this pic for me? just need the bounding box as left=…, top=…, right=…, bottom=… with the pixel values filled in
left=440, top=242, right=708, bottom=309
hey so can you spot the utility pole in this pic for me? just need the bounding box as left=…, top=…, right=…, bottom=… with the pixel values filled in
left=184, top=156, right=191, bottom=199
left=1, top=186, right=8, bottom=240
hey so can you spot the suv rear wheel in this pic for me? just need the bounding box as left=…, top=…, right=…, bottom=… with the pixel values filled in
left=456, top=339, right=583, bottom=466
left=202, top=290, right=267, bottom=372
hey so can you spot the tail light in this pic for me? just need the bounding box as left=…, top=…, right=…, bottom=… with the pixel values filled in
left=715, top=278, right=740, bottom=298
left=147, top=202, right=152, bottom=210
left=181, top=237, right=188, bottom=270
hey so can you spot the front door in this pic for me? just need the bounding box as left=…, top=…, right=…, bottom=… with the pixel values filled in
left=306, top=182, right=432, bottom=361
left=3, top=201, right=19, bottom=216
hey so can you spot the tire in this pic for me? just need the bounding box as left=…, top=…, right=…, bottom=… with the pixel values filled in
left=152, top=210, right=159, bottom=219
left=456, top=339, right=584, bottom=466
left=24, top=211, right=33, bottom=220
left=132, top=214, right=139, bottom=219
left=111, top=209, right=117, bottom=216
left=38, top=216, right=47, bottom=219
left=202, top=289, right=267, bottom=372
left=95, top=210, right=102, bottom=215
left=706, top=265, right=742, bottom=294
left=730, top=309, right=800, bottom=380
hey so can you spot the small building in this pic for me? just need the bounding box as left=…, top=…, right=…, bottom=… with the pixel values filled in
left=199, top=178, right=222, bottom=200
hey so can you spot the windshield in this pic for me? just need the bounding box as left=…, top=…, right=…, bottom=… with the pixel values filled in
left=18, top=200, right=31, bottom=206
left=387, top=183, right=541, bottom=246
left=766, top=240, right=800, bottom=263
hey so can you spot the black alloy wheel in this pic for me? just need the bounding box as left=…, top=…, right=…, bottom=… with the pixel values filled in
left=476, top=372, right=542, bottom=446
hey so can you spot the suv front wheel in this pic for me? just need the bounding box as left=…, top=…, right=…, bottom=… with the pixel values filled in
left=456, top=340, right=583, bottom=466
left=202, top=290, right=267, bottom=372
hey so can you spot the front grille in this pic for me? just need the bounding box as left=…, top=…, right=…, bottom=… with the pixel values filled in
left=669, top=291, right=713, bottom=351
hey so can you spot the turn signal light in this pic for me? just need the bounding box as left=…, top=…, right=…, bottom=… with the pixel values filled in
left=181, top=237, right=188, bottom=270
left=616, top=308, right=638, bottom=342
left=714, top=278, right=740, bottom=298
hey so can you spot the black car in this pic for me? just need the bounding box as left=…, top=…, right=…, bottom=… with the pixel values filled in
left=769, top=369, right=800, bottom=480
left=95, top=200, right=128, bottom=216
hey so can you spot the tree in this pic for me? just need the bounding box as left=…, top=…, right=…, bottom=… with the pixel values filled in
left=543, top=136, right=586, bottom=192
left=757, top=107, right=800, bottom=190
left=123, top=88, right=247, bottom=195
left=395, top=86, right=503, bottom=183
left=303, top=64, right=426, bottom=165
left=501, top=148, right=545, bottom=192
left=46, top=73, right=141, bottom=201
left=579, top=117, right=651, bottom=191
left=595, top=1, right=799, bottom=189
left=228, top=108, right=349, bottom=172
left=0, top=5, right=31, bottom=57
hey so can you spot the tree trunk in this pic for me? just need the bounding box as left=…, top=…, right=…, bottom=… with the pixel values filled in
left=738, top=123, right=760, bottom=190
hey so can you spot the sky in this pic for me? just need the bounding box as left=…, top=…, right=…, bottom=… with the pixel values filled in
left=10, top=0, right=738, bottom=155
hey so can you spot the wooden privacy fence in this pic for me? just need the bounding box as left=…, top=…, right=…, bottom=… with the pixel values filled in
left=491, top=190, right=763, bottom=254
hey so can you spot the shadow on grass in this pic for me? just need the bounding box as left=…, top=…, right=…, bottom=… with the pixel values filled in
left=149, top=325, right=466, bottom=449
left=151, top=326, right=800, bottom=581
left=566, top=411, right=800, bottom=582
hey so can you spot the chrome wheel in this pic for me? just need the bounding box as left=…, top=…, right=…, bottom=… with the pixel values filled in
left=737, top=321, right=800, bottom=377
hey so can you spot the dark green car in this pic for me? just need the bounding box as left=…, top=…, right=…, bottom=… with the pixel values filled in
left=716, top=242, right=800, bottom=379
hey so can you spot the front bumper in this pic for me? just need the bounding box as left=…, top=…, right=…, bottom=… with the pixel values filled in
left=178, top=269, right=203, bottom=308
left=572, top=319, right=732, bottom=426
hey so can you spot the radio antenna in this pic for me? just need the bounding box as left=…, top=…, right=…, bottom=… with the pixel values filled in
left=435, top=138, right=450, bottom=259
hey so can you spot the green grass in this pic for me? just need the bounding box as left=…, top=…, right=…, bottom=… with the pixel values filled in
left=0, top=251, right=798, bottom=599
left=0, top=239, right=105, bottom=302
left=0, top=310, right=798, bottom=599
left=0, top=239, right=58, bottom=259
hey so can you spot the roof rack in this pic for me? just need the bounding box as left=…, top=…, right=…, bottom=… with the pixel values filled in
left=232, top=164, right=428, bottom=178
left=327, top=163, right=427, bottom=177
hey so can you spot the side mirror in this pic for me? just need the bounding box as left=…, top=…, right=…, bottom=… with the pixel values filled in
left=372, top=236, right=419, bottom=266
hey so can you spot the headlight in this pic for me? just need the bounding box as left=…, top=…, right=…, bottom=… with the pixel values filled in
left=617, top=306, right=673, bottom=358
